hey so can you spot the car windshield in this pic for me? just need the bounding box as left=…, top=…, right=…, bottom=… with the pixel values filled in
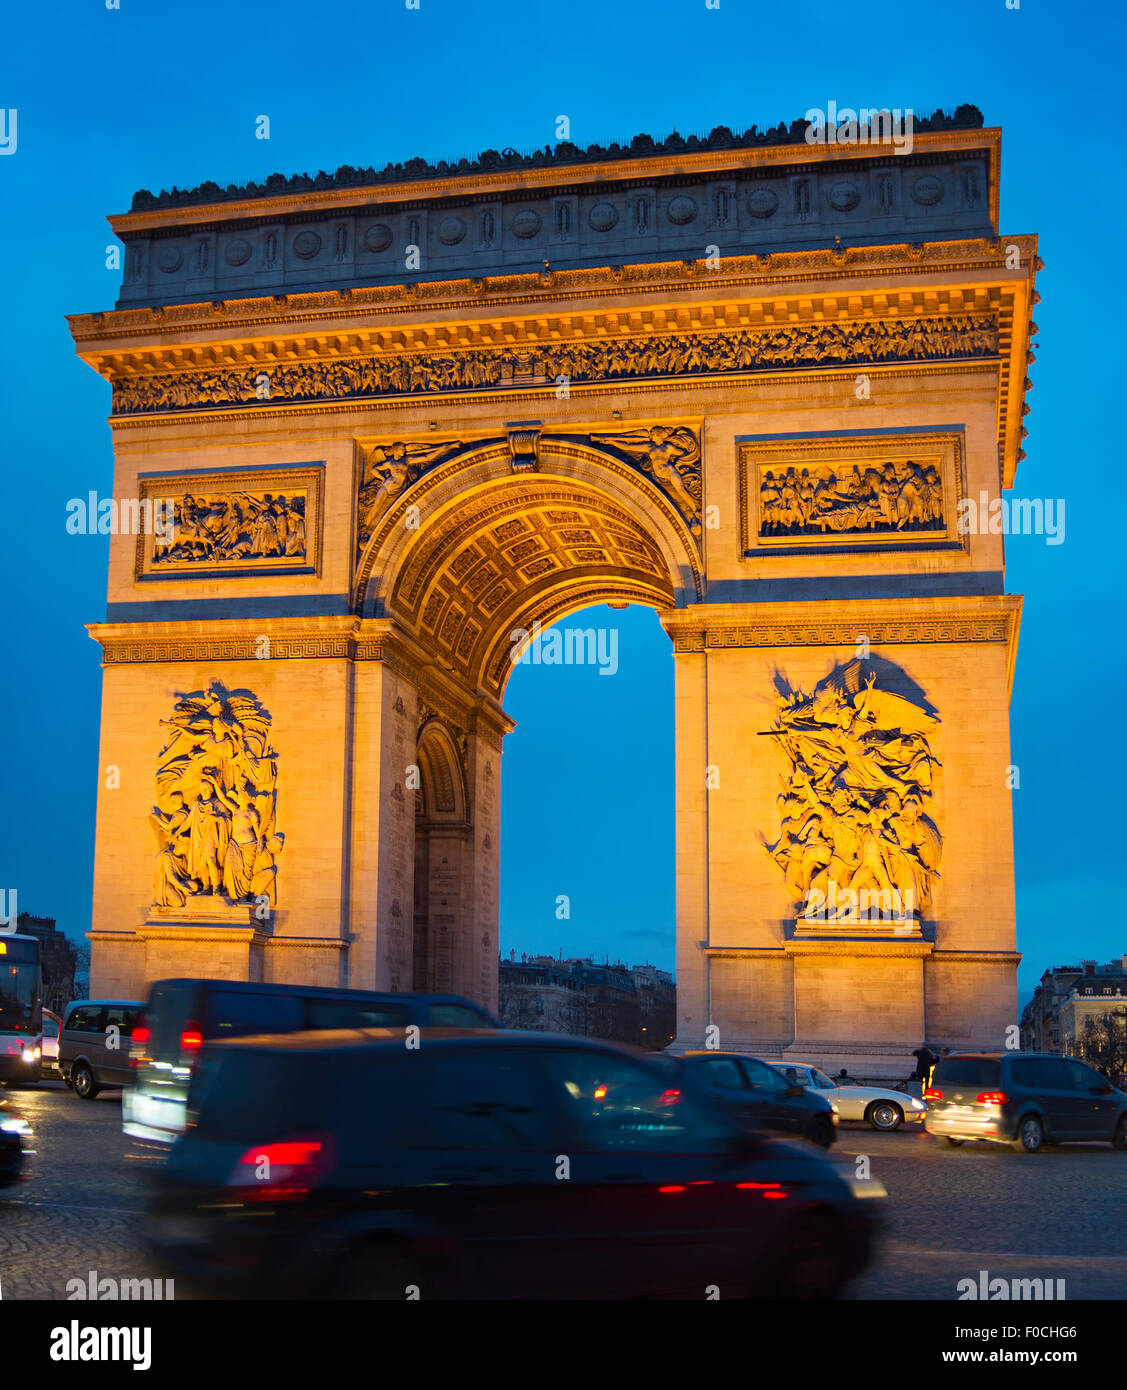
left=811, top=1069, right=837, bottom=1088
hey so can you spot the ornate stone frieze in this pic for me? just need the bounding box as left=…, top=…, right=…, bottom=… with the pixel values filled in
left=759, top=456, right=943, bottom=538
left=763, top=659, right=942, bottom=925
left=150, top=685, right=284, bottom=911
left=739, top=431, right=966, bottom=556
left=110, top=312, right=1000, bottom=416
left=136, top=467, right=322, bottom=579
left=155, top=491, right=307, bottom=566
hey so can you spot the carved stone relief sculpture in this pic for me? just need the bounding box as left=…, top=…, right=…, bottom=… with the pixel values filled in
left=759, top=457, right=944, bottom=538
left=357, top=439, right=463, bottom=545
left=591, top=426, right=702, bottom=533
left=111, top=314, right=1000, bottom=415
left=150, top=686, right=284, bottom=909
left=153, top=490, right=307, bottom=566
left=763, top=659, right=942, bottom=924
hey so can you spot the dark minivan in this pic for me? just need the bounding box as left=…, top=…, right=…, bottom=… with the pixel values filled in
left=147, top=1030, right=884, bottom=1299
left=925, top=1051, right=1127, bottom=1152
left=59, top=999, right=146, bottom=1099
left=123, top=978, right=498, bottom=1144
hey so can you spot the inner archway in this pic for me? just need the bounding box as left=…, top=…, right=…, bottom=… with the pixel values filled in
left=360, top=452, right=700, bottom=1014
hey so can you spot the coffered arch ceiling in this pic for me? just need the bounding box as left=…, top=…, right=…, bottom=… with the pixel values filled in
left=377, top=468, right=690, bottom=701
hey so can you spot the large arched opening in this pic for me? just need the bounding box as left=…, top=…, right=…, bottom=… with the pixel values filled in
left=355, top=445, right=702, bottom=1008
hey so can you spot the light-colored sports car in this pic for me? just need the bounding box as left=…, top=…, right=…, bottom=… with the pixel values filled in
left=774, top=1062, right=926, bottom=1131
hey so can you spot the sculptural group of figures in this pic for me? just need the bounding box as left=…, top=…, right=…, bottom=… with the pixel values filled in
left=150, top=689, right=284, bottom=909
left=765, top=665, right=943, bottom=920
left=152, top=492, right=306, bottom=565
left=113, top=315, right=999, bottom=414
left=760, top=459, right=943, bottom=536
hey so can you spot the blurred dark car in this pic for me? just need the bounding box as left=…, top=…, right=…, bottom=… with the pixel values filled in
left=0, top=1099, right=33, bottom=1188
left=146, top=1030, right=883, bottom=1300
left=651, top=1051, right=837, bottom=1148
left=124, top=978, right=498, bottom=1144
left=925, top=1051, right=1127, bottom=1153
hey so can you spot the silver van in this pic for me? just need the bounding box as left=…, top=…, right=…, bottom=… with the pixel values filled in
left=59, top=999, right=145, bottom=1099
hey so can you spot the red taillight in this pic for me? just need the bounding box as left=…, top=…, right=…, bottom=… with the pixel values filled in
left=658, top=1185, right=686, bottom=1193
left=180, top=1030, right=202, bottom=1051
left=659, top=1088, right=682, bottom=1104
left=230, top=1137, right=331, bottom=1202
left=976, top=1091, right=1008, bottom=1106
left=131, top=1026, right=150, bottom=1045
left=923, top=1087, right=942, bottom=1102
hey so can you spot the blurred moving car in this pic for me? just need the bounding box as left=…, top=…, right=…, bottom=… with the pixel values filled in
left=925, top=1052, right=1127, bottom=1153
left=59, top=999, right=146, bottom=1099
left=0, top=1098, right=33, bottom=1187
left=40, top=1008, right=61, bottom=1077
left=777, top=1063, right=927, bottom=1131
left=124, top=978, right=499, bottom=1144
left=147, top=1031, right=884, bottom=1300
left=655, top=1051, right=837, bottom=1148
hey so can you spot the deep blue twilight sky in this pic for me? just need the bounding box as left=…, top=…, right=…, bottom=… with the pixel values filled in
left=0, top=0, right=1122, bottom=1004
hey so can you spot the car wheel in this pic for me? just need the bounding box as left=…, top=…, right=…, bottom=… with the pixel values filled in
left=1013, top=1114, right=1044, bottom=1153
left=1112, top=1115, right=1127, bottom=1151
left=944, top=1137, right=964, bottom=1147
left=71, top=1063, right=100, bottom=1101
left=773, top=1214, right=849, bottom=1300
left=866, top=1101, right=903, bottom=1131
left=808, top=1116, right=835, bottom=1149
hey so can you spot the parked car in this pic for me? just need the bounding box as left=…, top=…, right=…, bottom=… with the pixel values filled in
left=653, top=1051, right=837, bottom=1147
left=58, top=999, right=146, bottom=1099
left=124, top=978, right=499, bottom=1144
left=777, top=1062, right=927, bottom=1131
left=0, top=1098, right=32, bottom=1188
left=40, top=1008, right=61, bottom=1077
left=925, top=1052, right=1127, bottom=1152
left=146, top=1030, right=883, bottom=1299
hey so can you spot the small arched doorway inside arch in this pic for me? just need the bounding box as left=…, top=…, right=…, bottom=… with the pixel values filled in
left=413, top=719, right=470, bottom=993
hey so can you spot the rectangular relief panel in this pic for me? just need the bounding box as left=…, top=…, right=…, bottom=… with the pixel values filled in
left=738, top=429, right=968, bottom=559
left=134, top=464, right=323, bottom=580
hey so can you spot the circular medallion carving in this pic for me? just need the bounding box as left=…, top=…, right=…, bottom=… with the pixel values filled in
left=363, top=223, right=393, bottom=253
left=588, top=201, right=619, bottom=232
left=829, top=181, right=860, bottom=212
left=293, top=230, right=322, bottom=259
left=511, top=210, right=542, bottom=239
left=224, top=238, right=252, bottom=267
left=747, top=187, right=779, bottom=218
left=157, top=246, right=183, bottom=273
left=666, top=195, right=697, bottom=226
left=437, top=216, right=466, bottom=245
left=911, top=175, right=944, bottom=206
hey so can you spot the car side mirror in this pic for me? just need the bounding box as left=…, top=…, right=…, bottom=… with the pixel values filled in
left=1091, top=1084, right=1112, bottom=1095
left=785, top=1084, right=804, bottom=1098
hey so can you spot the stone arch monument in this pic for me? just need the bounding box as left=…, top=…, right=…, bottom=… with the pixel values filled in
left=72, top=111, right=1034, bottom=1071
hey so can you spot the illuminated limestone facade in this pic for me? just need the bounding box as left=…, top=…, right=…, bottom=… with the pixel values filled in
left=72, top=115, right=1032, bottom=1070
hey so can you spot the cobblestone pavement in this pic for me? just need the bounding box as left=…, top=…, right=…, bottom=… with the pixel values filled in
left=2, top=1080, right=1124, bottom=1300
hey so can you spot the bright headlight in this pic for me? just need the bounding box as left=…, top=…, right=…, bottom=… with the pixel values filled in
left=0, top=1117, right=31, bottom=1135
left=21, top=1047, right=39, bottom=1063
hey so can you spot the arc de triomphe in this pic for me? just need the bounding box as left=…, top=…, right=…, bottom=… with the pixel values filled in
left=72, top=112, right=1033, bottom=1071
